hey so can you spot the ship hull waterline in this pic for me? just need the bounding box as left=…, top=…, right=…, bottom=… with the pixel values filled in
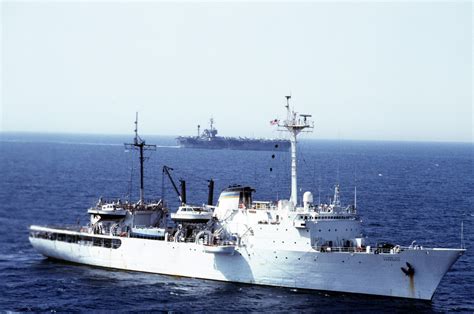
left=29, top=226, right=464, bottom=301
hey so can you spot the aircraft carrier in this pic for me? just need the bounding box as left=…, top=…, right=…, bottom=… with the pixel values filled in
left=176, top=119, right=290, bottom=151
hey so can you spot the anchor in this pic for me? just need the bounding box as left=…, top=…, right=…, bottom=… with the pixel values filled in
left=401, top=262, right=415, bottom=276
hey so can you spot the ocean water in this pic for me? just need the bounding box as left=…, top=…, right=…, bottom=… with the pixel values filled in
left=0, top=132, right=472, bottom=312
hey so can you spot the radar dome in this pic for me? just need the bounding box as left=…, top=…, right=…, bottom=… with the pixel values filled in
left=303, top=191, right=313, bottom=209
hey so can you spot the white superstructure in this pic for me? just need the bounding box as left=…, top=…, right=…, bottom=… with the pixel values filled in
left=29, top=100, right=465, bottom=300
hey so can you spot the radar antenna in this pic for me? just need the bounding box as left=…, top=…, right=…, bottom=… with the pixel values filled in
left=276, top=96, right=314, bottom=207
left=124, top=112, right=156, bottom=205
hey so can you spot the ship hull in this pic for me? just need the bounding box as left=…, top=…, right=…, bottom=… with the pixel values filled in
left=29, top=226, right=463, bottom=300
left=176, top=138, right=291, bottom=151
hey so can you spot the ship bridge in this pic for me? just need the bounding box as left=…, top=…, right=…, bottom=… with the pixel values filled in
left=214, top=185, right=255, bottom=220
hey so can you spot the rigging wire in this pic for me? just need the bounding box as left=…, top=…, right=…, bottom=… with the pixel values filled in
left=161, top=166, right=165, bottom=203
left=127, top=148, right=135, bottom=203
left=269, top=148, right=279, bottom=201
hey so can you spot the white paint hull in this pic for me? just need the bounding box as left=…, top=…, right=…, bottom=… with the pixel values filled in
left=29, top=228, right=463, bottom=300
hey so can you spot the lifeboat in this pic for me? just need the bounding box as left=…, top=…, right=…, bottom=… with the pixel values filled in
left=170, top=206, right=213, bottom=223
left=87, top=202, right=127, bottom=218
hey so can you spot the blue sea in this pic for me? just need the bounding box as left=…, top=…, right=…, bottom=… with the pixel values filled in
left=0, top=132, right=472, bottom=312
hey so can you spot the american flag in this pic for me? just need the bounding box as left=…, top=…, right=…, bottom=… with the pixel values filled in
left=270, top=119, right=279, bottom=125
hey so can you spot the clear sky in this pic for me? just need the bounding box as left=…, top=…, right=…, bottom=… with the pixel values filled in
left=1, top=1, right=472, bottom=142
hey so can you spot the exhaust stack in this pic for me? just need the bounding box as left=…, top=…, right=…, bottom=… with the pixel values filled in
left=208, top=179, right=214, bottom=205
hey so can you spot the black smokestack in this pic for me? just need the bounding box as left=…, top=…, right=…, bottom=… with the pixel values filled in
left=179, top=180, right=186, bottom=204
left=207, top=179, right=214, bottom=205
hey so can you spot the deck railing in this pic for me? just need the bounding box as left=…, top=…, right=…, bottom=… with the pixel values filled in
left=315, top=245, right=404, bottom=254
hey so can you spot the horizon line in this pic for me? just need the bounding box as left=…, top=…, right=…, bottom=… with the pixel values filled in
left=1, top=130, right=472, bottom=145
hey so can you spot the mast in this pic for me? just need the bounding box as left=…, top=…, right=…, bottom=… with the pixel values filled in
left=354, top=186, right=357, bottom=209
left=124, top=113, right=156, bottom=204
left=333, top=184, right=341, bottom=206
left=278, top=96, right=314, bottom=207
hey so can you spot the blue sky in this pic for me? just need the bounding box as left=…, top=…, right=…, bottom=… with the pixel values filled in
left=2, top=1, right=472, bottom=142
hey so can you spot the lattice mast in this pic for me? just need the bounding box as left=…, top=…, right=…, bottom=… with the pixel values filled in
left=124, top=113, right=156, bottom=204
left=278, top=96, right=314, bottom=207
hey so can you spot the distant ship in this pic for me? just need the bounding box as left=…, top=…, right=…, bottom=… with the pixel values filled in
left=176, top=119, right=290, bottom=151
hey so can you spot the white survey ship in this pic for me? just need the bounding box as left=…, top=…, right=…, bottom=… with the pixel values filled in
left=29, top=98, right=464, bottom=300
